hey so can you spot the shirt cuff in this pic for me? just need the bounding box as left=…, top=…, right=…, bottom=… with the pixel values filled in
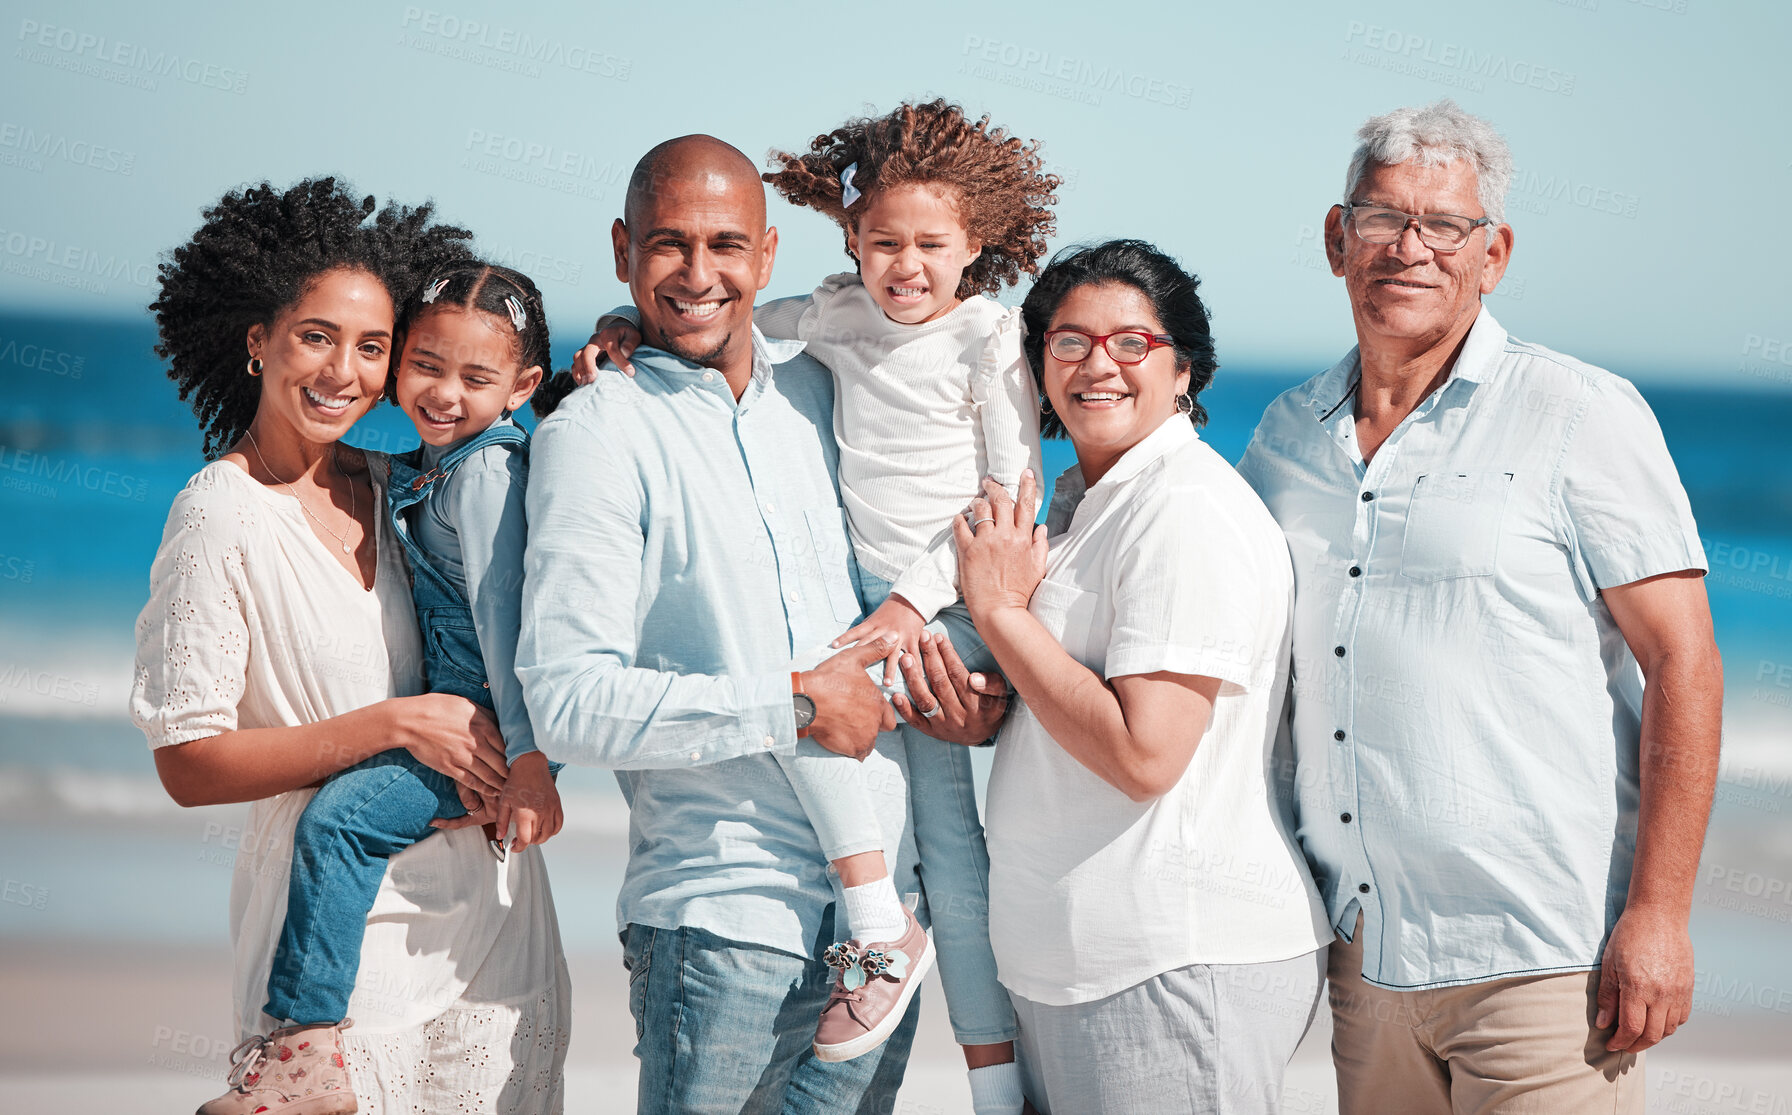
left=1104, top=643, right=1270, bottom=690
left=888, top=574, right=955, bottom=625
left=1582, top=529, right=1708, bottom=591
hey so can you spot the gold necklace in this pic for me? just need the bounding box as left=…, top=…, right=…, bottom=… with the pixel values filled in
left=244, top=427, right=357, bottom=556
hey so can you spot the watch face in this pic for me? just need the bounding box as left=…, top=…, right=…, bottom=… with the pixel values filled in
left=793, top=693, right=817, bottom=729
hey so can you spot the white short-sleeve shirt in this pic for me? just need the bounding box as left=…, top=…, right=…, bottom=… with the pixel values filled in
left=986, top=416, right=1331, bottom=1007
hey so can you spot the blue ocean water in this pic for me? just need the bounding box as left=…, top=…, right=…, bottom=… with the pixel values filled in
left=5, top=310, right=1790, bottom=678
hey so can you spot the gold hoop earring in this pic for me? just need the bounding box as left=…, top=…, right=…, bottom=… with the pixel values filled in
left=247, top=357, right=264, bottom=377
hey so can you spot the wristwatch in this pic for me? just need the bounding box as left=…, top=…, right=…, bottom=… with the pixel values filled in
left=791, top=671, right=816, bottom=738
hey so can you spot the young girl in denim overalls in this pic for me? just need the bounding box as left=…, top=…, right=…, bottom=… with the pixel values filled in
left=201, top=261, right=563, bottom=1115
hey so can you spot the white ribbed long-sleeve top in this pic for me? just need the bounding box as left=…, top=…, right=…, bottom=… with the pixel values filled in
left=756, top=274, right=1044, bottom=621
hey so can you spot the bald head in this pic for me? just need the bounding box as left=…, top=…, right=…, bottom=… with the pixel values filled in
left=624, top=134, right=765, bottom=227
left=611, top=134, right=779, bottom=395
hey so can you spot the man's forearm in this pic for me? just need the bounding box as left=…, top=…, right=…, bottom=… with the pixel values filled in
left=1626, top=644, right=1724, bottom=915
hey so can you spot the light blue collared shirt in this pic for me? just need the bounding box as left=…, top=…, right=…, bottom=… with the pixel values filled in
left=1238, top=309, right=1707, bottom=990
left=516, top=328, right=917, bottom=956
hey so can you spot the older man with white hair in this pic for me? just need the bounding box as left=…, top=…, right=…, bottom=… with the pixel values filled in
left=1238, top=100, right=1723, bottom=1113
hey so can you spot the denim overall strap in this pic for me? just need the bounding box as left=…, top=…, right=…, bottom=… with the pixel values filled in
left=385, top=422, right=529, bottom=708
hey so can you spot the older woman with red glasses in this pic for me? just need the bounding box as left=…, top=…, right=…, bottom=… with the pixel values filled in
left=955, top=240, right=1330, bottom=1113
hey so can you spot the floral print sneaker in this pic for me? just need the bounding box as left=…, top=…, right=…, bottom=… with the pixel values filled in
left=813, top=906, right=935, bottom=1062
left=195, top=1020, right=357, bottom=1114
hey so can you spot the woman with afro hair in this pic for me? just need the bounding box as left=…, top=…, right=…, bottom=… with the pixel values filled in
left=131, top=178, right=570, bottom=1114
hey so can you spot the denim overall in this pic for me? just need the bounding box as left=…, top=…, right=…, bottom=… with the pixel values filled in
left=264, top=421, right=529, bottom=1027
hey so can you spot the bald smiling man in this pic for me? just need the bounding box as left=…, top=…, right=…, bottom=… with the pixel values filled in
left=516, top=136, right=1002, bottom=1111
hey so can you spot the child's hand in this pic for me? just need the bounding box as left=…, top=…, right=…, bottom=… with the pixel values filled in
left=494, top=752, right=564, bottom=852
left=571, top=320, right=642, bottom=384
left=832, top=595, right=927, bottom=687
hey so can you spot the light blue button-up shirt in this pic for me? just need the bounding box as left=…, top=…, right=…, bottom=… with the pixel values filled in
left=516, top=328, right=916, bottom=957
left=1238, top=309, right=1706, bottom=990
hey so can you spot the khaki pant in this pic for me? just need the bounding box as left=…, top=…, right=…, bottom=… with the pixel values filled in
left=1328, top=916, right=1643, bottom=1114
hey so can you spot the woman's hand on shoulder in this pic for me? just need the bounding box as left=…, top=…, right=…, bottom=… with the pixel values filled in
left=955, top=471, right=1048, bottom=623
left=571, top=320, right=642, bottom=384
left=390, top=693, right=509, bottom=797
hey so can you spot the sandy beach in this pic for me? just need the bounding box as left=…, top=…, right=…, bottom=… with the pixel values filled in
left=4, top=771, right=1791, bottom=1113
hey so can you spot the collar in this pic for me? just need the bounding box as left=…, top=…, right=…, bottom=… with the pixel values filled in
left=631, top=324, right=807, bottom=385
left=1306, top=305, right=1508, bottom=418
left=1055, top=413, right=1197, bottom=509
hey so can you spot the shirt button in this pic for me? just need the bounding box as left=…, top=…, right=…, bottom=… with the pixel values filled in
left=1358, top=882, right=1371, bottom=893
left=1348, top=566, right=1362, bottom=578
left=1334, top=645, right=1346, bottom=657
left=787, top=590, right=800, bottom=604
left=689, top=751, right=701, bottom=762
left=762, top=735, right=776, bottom=749
left=701, top=371, right=715, bottom=383
left=1361, top=491, right=1375, bottom=502
left=1341, top=812, right=1352, bottom=823
left=764, top=502, right=776, bottom=514
left=1333, top=729, right=1346, bottom=741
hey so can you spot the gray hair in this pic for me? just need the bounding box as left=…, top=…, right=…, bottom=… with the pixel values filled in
left=1343, top=100, right=1512, bottom=230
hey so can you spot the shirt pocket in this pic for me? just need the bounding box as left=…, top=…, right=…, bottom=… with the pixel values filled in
left=804, top=507, right=866, bottom=625
left=1028, top=576, right=1101, bottom=670
left=1400, top=471, right=1514, bottom=582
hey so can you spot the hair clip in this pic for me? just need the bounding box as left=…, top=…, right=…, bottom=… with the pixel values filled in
left=421, top=276, right=451, bottom=304
left=839, top=162, right=861, bottom=209
left=503, top=294, right=526, bottom=332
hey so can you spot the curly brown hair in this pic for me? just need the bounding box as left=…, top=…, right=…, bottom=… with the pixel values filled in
left=764, top=100, right=1060, bottom=299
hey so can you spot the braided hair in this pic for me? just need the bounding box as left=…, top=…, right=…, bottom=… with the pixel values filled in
left=150, top=177, right=474, bottom=458
left=764, top=100, right=1060, bottom=299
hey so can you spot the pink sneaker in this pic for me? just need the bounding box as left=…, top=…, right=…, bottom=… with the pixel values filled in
left=195, top=1020, right=357, bottom=1114
left=812, top=906, right=935, bottom=1063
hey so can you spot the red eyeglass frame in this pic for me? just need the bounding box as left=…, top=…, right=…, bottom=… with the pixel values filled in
left=1042, top=329, right=1177, bottom=365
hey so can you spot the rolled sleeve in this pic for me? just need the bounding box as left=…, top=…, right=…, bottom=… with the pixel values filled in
left=517, top=407, right=797, bottom=769
left=1104, top=488, right=1274, bottom=690
left=1556, top=375, right=1707, bottom=593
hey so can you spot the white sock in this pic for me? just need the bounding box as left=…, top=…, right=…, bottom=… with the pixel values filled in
left=841, top=875, right=906, bottom=944
left=968, top=1061, right=1025, bottom=1115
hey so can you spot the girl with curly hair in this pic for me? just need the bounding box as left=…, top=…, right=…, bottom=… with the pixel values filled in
left=132, top=179, right=570, bottom=1114
left=573, top=100, right=1058, bottom=1115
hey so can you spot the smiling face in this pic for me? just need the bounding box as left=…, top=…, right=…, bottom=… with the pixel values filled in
left=1041, top=282, right=1190, bottom=486
left=845, top=183, right=982, bottom=325
left=612, top=166, right=776, bottom=384
left=1325, top=158, right=1513, bottom=360
left=393, top=305, right=542, bottom=447
left=246, top=267, right=395, bottom=447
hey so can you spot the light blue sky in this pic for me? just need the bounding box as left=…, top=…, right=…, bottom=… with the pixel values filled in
left=3, top=0, right=1788, bottom=382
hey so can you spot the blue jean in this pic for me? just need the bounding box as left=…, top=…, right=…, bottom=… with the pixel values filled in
left=264, top=748, right=466, bottom=1025
left=775, top=567, right=1017, bottom=1045
left=624, top=918, right=919, bottom=1114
